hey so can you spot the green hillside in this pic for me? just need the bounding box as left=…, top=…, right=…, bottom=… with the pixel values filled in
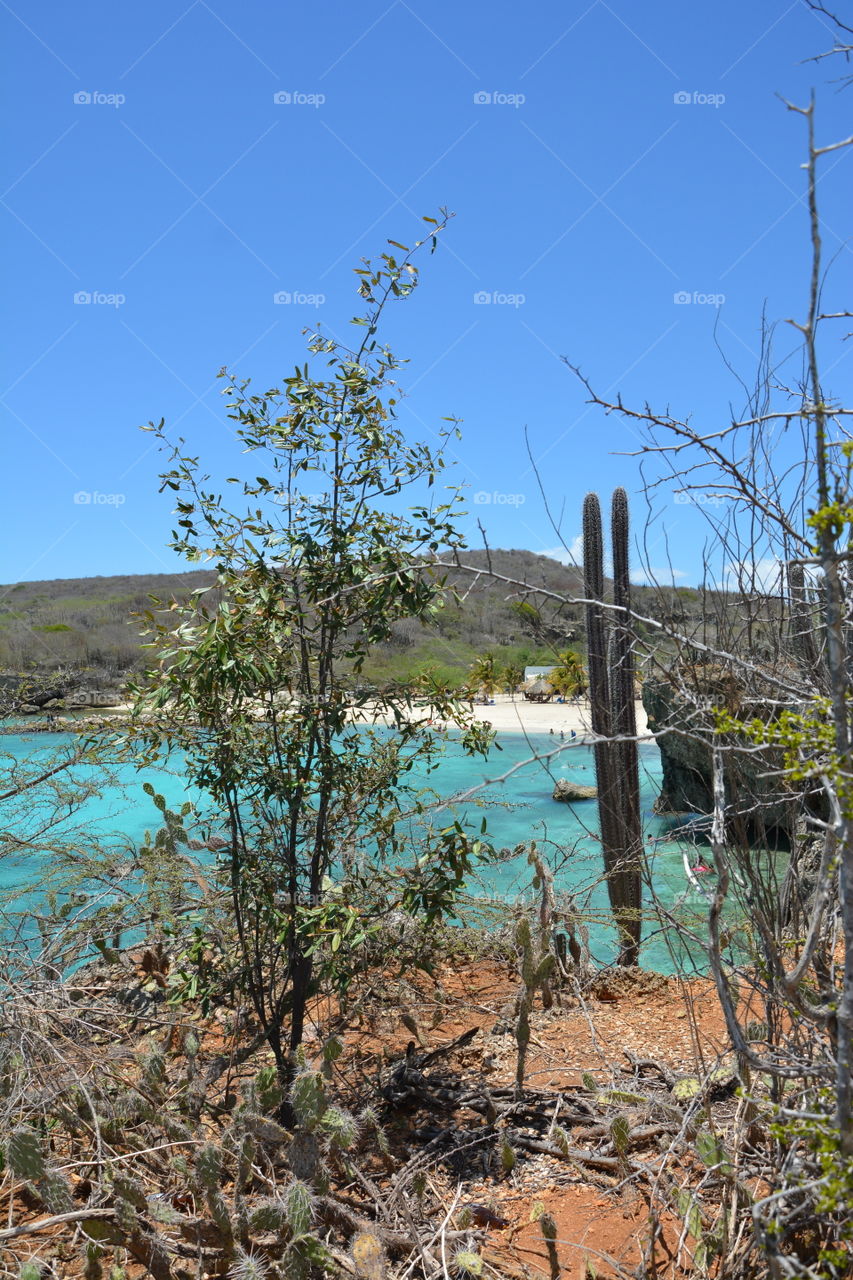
left=0, top=550, right=707, bottom=688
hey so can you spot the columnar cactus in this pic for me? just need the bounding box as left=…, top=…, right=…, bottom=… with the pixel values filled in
left=610, top=487, right=643, bottom=962
left=583, top=489, right=643, bottom=965
left=513, top=914, right=555, bottom=1096
left=583, top=495, right=621, bottom=881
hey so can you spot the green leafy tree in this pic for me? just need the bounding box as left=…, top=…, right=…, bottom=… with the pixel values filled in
left=133, top=216, right=493, bottom=1078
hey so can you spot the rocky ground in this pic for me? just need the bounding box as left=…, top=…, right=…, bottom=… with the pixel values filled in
left=1, top=940, right=776, bottom=1280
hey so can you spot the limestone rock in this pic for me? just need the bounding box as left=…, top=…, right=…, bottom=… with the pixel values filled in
left=641, top=668, right=824, bottom=839
left=553, top=778, right=597, bottom=802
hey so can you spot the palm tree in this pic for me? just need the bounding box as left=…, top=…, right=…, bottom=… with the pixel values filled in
left=502, top=663, right=524, bottom=697
left=550, top=649, right=586, bottom=697
left=469, top=652, right=500, bottom=698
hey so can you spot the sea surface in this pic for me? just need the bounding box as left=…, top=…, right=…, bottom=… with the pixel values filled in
left=0, top=727, right=715, bottom=973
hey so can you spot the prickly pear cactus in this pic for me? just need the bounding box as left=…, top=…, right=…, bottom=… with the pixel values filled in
left=290, top=1070, right=326, bottom=1130
left=351, top=1231, right=387, bottom=1280
left=284, top=1179, right=315, bottom=1238
left=287, top=1127, right=322, bottom=1186
left=5, top=1127, right=72, bottom=1214
left=193, top=1143, right=232, bottom=1240
left=6, top=1128, right=46, bottom=1181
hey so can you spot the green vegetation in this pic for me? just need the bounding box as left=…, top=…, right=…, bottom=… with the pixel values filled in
left=547, top=649, right=586, bottom=697
left=132, top=217, right=495, bottom=1077
left=0, top=556, right=721, bottom=689
left=0, top=571, right=220, bottom=676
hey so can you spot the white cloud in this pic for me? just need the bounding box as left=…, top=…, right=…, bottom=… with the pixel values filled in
left=630, top=565, right=688, bottom=585
left=537, top=538, right=582, bottom=566
left=536, top=541, right=689, bottom=586
left=724, top=557, right=783, bottom=593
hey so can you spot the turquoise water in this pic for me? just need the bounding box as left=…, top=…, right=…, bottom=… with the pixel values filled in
left=0, top=728, right=711, bottom=972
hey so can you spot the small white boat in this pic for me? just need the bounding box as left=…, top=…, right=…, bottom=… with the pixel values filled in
left=682, top=848, right=715, bottom=899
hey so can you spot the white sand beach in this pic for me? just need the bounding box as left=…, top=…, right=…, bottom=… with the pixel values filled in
left=464, top=692, right=651, bottom=739
left=85, top=693, right=651, bottom=742
left=351, top=692, right=651, bottom=740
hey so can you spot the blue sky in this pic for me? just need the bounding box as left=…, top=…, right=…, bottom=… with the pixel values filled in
left=2, top=0, right=851, bottom=587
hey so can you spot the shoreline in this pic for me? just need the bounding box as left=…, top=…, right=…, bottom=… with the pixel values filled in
left=463, top=693, right=650, bottom=740
left=3, top=694, right=653, bottom=741
left=351, top=693, right=652, bottom=741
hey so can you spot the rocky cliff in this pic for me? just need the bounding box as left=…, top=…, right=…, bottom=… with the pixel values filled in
left=641, top=667, right=821, bottom=840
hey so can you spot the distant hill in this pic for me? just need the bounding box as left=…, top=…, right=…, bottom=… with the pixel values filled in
left=0, top=552, right=705, bottom=687
left=0, top=570, right=218, bottom=677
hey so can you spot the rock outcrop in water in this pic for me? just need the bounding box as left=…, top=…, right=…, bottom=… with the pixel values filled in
left=641, top=666, right=824, bottom=840
left=552, top=779, right=598, bottom=802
